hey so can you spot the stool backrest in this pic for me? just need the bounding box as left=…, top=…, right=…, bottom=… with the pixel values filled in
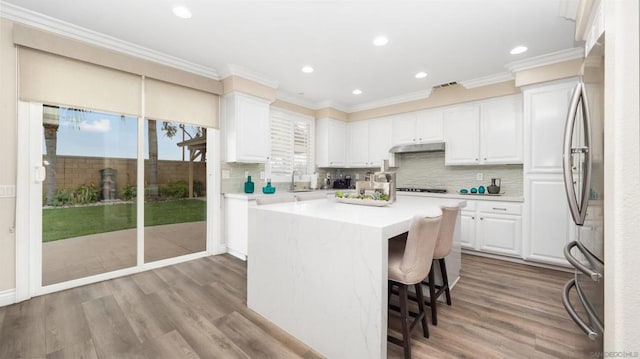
left=400, top=215, right=442, bottom=284
left=433, top=207, right=459, bottom=259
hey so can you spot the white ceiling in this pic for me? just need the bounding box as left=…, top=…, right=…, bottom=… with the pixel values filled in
left=3, top=0, right=581, bottom=111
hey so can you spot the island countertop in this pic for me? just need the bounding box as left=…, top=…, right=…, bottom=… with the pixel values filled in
left=247, top=196, right=465, bottom=359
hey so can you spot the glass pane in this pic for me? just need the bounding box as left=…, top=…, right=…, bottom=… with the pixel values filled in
left=42, top=105, right=137, bottom=285
left=144, top=120, right=207, bottom=263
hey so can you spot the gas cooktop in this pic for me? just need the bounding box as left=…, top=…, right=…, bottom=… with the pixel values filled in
left=396, top=187, right=448, bottom=193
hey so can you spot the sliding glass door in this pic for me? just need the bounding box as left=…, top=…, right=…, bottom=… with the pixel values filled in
left=143, top=120, right=207, bottom=263
left=31, top=103, right=213, bottom=290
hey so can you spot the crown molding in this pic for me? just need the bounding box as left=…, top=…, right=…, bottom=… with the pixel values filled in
left=506, top=47, right=584, bottom=73
left=316, top=100, right=350, bottom=113
left=459, top=72, right=514, bottom=89
left=220, top=64, right=280, bottom=89
left=0, top=1, right=219, bottom=79
left=276, top=91, right=322, bottom=110
left=348, top=89, right=433, bottom=113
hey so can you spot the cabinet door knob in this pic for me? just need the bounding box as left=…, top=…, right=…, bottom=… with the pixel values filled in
left=484, top=157, right=487, bottom=160
left=480, top=217, right=484, bottom=220
left=472, top=216, right=475, bottom=220
left=475, top=158, right=479, bottom=161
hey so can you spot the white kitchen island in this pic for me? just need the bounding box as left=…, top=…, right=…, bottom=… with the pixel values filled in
left=247, top=196, right=465, bottom=359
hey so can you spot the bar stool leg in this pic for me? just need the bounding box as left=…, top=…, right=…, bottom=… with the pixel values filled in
left=427, top=267, right=437, bottom=325
left=414, top=283, right=430, bottom=338
left=399, top=284, right=411, bottom=359
left=439, top=258, right=452, bottom=305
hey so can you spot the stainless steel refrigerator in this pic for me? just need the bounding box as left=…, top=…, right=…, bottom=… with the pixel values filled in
left=561, top=33, right=605, bottom=348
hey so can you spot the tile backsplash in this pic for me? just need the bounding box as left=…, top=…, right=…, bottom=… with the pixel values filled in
left=223, top=152, right=523, bottom=196
left=394, top=152, right=523, bottom=196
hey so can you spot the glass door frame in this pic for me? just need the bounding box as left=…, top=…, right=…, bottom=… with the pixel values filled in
left=15, top=101, right=223, bottom=301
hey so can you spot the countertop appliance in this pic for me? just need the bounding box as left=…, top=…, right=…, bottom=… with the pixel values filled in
left=396, top=187, right=448, bottom=193
left=561, top=33, right=604, bottom=350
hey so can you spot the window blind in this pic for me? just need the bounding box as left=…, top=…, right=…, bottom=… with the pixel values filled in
left=270, top=110, right=314, bottom=179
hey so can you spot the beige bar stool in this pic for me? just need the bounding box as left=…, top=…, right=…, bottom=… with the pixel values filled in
left=388, top=214, right=442, bottom=359
left=423, top=206, right=459, bottom=325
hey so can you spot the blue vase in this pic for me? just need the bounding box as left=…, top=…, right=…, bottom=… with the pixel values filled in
left=244, top=175, right=255, bottom=194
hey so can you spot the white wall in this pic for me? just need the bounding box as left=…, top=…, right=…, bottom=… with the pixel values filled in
left=604, top=0, right=640, bottom=352
left=0, top=19, right=17, bottom=294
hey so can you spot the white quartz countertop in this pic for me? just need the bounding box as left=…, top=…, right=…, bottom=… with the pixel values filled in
left=250, top=196, right=465, bottom=230
left=397, top=191, right=524, bottom=203
left=224, top=189, right=335, bottom=200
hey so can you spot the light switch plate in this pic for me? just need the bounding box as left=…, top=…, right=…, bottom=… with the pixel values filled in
left=0, top=185, right=16, bottom=197
left=260, top=171, right=265, bottom=180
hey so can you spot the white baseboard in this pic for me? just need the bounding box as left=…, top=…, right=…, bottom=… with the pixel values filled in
left=227, top=248, right=247, bottom=261
left=461, top=249, right=573, bottom=272
left=0, top=289, right=16, bottom=307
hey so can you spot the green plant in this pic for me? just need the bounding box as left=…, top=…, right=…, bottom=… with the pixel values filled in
left=73, top=183, right=99, bottom=204
left=160, top=180, right=189, bottom=199
left=121, top=183, right=137, bottom=201
left=51, top=188, right=73, bottom=206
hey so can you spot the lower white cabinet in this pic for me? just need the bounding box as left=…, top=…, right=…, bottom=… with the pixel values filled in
left=224, top=197, right=252, bottom=260
left=476, top=202, right=522, bottom=256
left=523, top=174, right=574, bottom=266
left=460, top=200, right=523, bottom=258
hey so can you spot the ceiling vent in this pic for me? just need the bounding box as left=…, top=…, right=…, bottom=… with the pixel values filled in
left=433, top=81, right=458, bottom=89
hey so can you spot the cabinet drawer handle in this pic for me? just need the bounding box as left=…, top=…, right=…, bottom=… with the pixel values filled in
left=492, top=207, right=507, bottom=211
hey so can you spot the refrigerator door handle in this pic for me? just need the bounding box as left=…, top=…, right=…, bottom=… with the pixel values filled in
left=564, top=241, right=602, bottom=281
left=562, top=82, right=592, bottom=225
left=562, top=278, right=599, bottom=340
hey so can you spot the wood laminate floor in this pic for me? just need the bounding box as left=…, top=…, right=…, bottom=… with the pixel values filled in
left=0, top=253, right=600, bottom=359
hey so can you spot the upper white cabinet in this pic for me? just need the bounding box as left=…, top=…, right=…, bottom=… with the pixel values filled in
left=443, top=105, right=481, bottom=164
left=346, top=118, right=393, bottom=168
left=480, top=96, right=523, bottom=164
left=444, top=95, right=522, bottom=165
left=222, top=92, right=271, bottom=163
left=392, top=109, right=443, bottom=145
left=347, top=120, right=369, bottom=167
left=523, top=80, right=577, bottom=173
left=367, top=117, right=393, bottom=167
left=316, top=118, right=347, bottom=167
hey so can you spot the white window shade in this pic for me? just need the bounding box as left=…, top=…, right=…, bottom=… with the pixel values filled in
left=270, top=110, right=314, bottom=180
left=18, top=47, right=142, bottom=116
left=144, top=78, right=219, bottom=128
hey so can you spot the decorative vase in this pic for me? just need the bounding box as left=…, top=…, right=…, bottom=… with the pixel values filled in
left=487, top=178, right=501, bottom=194
left=262, top=179, right=276, bottom=194
left=244, top=175, right=255, bottom=194
left=478, top=185, right=485, bottom=194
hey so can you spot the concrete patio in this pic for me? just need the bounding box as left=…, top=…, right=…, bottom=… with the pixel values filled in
left=42, top=221, right=206, bottom=285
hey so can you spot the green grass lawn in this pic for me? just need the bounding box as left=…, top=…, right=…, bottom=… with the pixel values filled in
left=43, top=199, right=206, bottom=242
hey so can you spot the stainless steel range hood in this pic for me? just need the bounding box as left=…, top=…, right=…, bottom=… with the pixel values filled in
left=389, top=141, right=445, bottom=153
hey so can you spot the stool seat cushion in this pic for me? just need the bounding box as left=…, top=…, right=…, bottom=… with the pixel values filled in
left=388, top=215, right=441, bottom=285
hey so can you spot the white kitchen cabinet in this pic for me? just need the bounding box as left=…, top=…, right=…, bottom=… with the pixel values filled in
left=224, top=196, right=251, bottom=260
left=347, top=120, right=369, bottom=167
left=523, top=174, right=574, bottom=266
left=391, top=109, right=443, bottom=145
left=460, top=200, right=523, bottom=258
left=316, top=118, right=347, bottom=167
left=523, top=79, right=577, bottom=173
left=480, top=95, right=523, bottom=164
left=367, top=117, right=394, bottom=167
left=443, top=105, right=480, bottom=164
left=222, top=92, right=271, bottom=163
left=476, top=202, right=522, bottom=257
left=444, top=95, right=522, bottom=165
left=460, top=200, right=477, bottom=249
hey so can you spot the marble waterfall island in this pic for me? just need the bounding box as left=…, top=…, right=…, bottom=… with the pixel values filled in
left=247, top=196, right=465, bottom=359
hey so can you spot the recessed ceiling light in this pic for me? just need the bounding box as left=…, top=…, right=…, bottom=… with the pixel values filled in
left=301, top=66, right=314, bottom=73
left=172, top=6, right=192, bottom=19
left=415, top=72, right=428, bottom=79
left=510, top=46, right=528, bottom=55
left=352, top=89, right=362, bottom=95
left=373, top=36, right=389, bottom=46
